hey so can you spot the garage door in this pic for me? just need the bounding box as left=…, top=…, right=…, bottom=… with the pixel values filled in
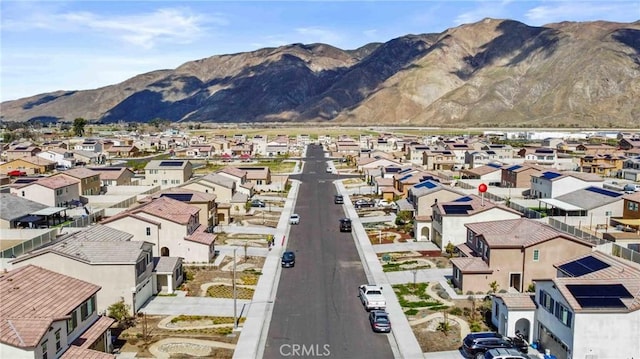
left=538, top=324, right=569, bottom=359
left=134, top=278, right=153, bottom=312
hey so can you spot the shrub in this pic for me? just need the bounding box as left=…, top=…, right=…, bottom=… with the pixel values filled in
left=404, top=309, right=418, bottom=316
left=469, top=321, right=483, bottom=332
left=449, top=307, right=463, bottom=316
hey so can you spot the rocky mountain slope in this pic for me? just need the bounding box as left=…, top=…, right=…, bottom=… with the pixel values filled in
left=2, top=18, right=639, bottom=127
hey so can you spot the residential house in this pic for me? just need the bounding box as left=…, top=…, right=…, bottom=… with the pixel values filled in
left=73, top=139, right=104, bottom=153
left=217, top=167, right=254, bottom=197
left=333, top=139, right=361, bottom=158
left=431, top=194, right=522, bottom=251
left=181, top=173, right=239, bottom=224
left=575, top=143, right=619, bottom=156
left=0, top=157, right=56, bottom=175
left=618, top=137, right=640, bottom=151
left=0, top=265, right=115, bottom=359
left=10, top=225, right=160, bottom=314
left=501, top=163, right=543, bottom=189
left=532, top=251, right=640, bottom=359
left=444, top=142, right=473, bottom=166
left=530, top=171, right=603, bottom=199
left=10, top=175, right=81, bottom=207
left=519, top=147, right=557, bottom=166
left=235, top=167, right=271, bottom=188
left=101, top=196, right=215, bottom=263
left=55, top=168, right=102, bottom=196
left=250, top=135, right=268, bottom=156
left=143, top=160, right=193, bottom=188
left=422, top=150, right=457, bottom=171
left=538, top=186, right=624, bottom=219
left=72, top=149, right=104, bottom=165
left=356, top=157, right=403, bottom=173
left=407, top=180, right=465, bottom=242
left=88, top=166, right=135, bottom=187
left=579, top=153, right=626, bottom=177
left=461, top=163, right=503, bottom=183
left=105, top=145, right=140, bottom=158
left=0, top=193, right=47, bottom=229
left=5, top=145, right=41, bottom=161
left=451, top=218, right=594, bottom=294
left=265, top=138, right=289, bottom=157
left=393, top=169, right=437, bottom=197
left=620, top=156, right=640, bottom=181
left=36, top=148, right=76, bottom=168
left=141, top=187, right=218, bottom=229
left=464, top=150, right=504, bottom=168
left=610, top=191, right=640, bottom=231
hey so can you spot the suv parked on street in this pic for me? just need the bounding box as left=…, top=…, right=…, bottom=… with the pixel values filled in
left=334, top=195, right=344, bottom=204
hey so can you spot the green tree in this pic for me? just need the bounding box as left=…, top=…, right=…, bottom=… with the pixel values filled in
left=73, top=118, right=87, bottom=137
left=107, top=300, right=134, bottom=328
left=445, top=242, right=456, bottom=258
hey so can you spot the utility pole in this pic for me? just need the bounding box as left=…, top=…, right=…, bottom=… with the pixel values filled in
left=233, top=248, right=237, bottom=330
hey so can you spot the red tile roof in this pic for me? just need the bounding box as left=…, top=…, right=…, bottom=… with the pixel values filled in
left=185, top=225, right=216, bottom=245
left=133, top=196, right=199, bottom=225
left=35, top=175, right=80, bottom=189
left=72, top=315, right=115, bottom=349
left=61, top=346, right=116, bottom=359
left=0, top=265, right=100, bottom=348
left=450, top=257, right=492, bottom=273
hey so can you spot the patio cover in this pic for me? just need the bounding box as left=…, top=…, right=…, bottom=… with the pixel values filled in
left=16, top=215, right=43, bottom=223
left=30, top=207, right=67, bottom=216
left=612, top=218, right=640, bottom=226
left=538, top=198, right=584, bottom=211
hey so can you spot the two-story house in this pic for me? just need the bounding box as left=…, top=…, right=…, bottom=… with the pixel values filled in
left=532, top=251, right=640, bottom=359
left=54, top=168, right=102, bottom=196
left=501, top=163, right=544, bottom=189
left=0, top=265, right=115, bottom=359
left=217, top=167, right=254, bottom=197
left=141, top=188, right=218, bottom=229
left=451, top=218, right=594, bottom=294
left=5, top=145, right=41, bottom=161
left=431, top=195, right=521, bottom=251
left=101, top=196, right=215, bottom=263
left=530, top=171, right=603, bottom=199
left=0, top=157, right=57, bottom=175
left=143, top=160, right=193, bottom=188
left=10, top=225, right=158, bottom=314
left=461, top=163, right=503, bottom=183
left=407, top=180, right=465, bottom=242
left=610, top=191, right=640, bottom=231
left=10, top=175, right=81, bottom=207
left=422, top=150, right=457, bottom=171
left=73, top=139, right=104, bottom=153
left=36, top=148, right=76, bottom=168
left=181, top=173, right=239, bottom=224
left=579, top=153, right=626, bottom=177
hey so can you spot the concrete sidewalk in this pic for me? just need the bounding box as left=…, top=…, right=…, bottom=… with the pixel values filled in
left=140, top=296, right=250, bottom=317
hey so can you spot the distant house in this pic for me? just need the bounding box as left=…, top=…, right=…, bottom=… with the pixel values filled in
left=407, top=180, right=465, bottom=242
left=73, top=139, right=104, bottom=153
left=36, top=148, right=76, bottom=168
left=431, top=194, right=521, bottom=251
left=451, top=218, right=593, bottom=293
left=422, top=150, right=457, bottom=171
left=143, top=160, right=193, bottom=188
left=5, top=145, right=41, bottom=161
left=217, top=167, right=254, bottom=197
left=10, top=175, right=81, bottom=207
left=579, top=153, right=626, bottom=177
left=0, top=157, right=56, bottom=175
left=10, top=225, right=161, bottom=314
left=461, top=163, right=503, bottom=182
left=141, top=187, right=218, bottom=229
left=538, top=186, right=624, bottom=218
left=500, top=163, right=543, bottom=189
left=88, top=166, right=135, bottom=187
left=105, top=145, right=140, bottom=158
left=530, top=171, right=603, bottom=199
left=0, top=265, right=115, bottom=359
left=54, top=167, right=102, bottom=196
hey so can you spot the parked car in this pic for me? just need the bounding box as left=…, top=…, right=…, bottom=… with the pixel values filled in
left=326, top=167, right=333, bottom=173
left=482, top=348, right=528, bottom=359
left=339, top=218, right=352, bottom=232
left=376, top=199, right=397, bottom=209
left=368, top=310, right=391, bottom=333
left=358, top=284, right=386, bottom=311
left=251, top=199, right=266, bottom=207
left=281, top=251, right=295, bottom=268
left=334, top=195, right=344, bottom=204
left=354, top=199, right=375, bottom=209
left=462, top=332, right=520, bottom=357
left=289, top=214, right=300, bottom=225
left=7, top=170, right=27, bottom=177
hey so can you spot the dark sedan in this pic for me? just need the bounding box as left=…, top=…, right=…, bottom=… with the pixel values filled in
left=368, top=310, right=391, bottom=333
left=281, top=251, right=295, bottom=268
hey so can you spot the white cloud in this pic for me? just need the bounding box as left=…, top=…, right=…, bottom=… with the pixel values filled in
left=525, top=2, right=640, bottom=25
left=295, top=27, right=344, bottom=45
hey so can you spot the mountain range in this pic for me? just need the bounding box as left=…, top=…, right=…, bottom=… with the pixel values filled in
left=2, top=18, right=639, bottom=127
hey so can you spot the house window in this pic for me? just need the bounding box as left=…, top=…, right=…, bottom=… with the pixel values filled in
left=42, top=340, right=48, bottom=359
left=80, top=297, right=95, bottom=321
left=533, top=249, right=540, bottom=261
left=66, top=311, right=77, bottom=334
left=627, top=202, right=638, bottom=211
left=554, top=302, right=573, bottom=328
left=55, top=329, right=62, bottom=352
left=146, top=227, right=151, bottom=236
left=539, top=290, right=554, bottom=312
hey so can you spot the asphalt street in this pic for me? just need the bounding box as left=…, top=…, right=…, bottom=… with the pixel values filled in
left=263, top=144, right=394, bottom=359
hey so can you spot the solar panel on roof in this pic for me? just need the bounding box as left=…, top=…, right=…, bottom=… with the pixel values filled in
left=14, top=178, right=38, bottom=184
left=488, top=163, right=502, bottom=168
left=159, top=161, right=184, bottom=167
left=558, top=255, right=611, bottom=277
left=399, top=174, right=412, bottom=181
left=507, top=165, right=522, bottom=171
left=453, top=144, right=467, bottom=148
left=442, top=204, right=473, bottom=215
left=92, top=167, right=122, bottom=171
left=566, top=284, right=632, bottom=308
left=537, top=148, right=554, bottom=153
left=454, top=196, right=473, bottom=202
left=415, top=181, right=437, bottom=189
left=399, top=168, right=412, bottom=174
left=585, top=187, right=622, bottom=197
left=161, top=193, right=194, bottom=202
left=542, top=172, right=562, bottom=180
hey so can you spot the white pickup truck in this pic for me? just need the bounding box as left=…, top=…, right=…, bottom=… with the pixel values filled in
left=358, top=284, right=386, bottom=311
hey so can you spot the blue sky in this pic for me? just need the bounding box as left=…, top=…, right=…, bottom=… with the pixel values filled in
left=1, top=0, right=638, bottom=102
